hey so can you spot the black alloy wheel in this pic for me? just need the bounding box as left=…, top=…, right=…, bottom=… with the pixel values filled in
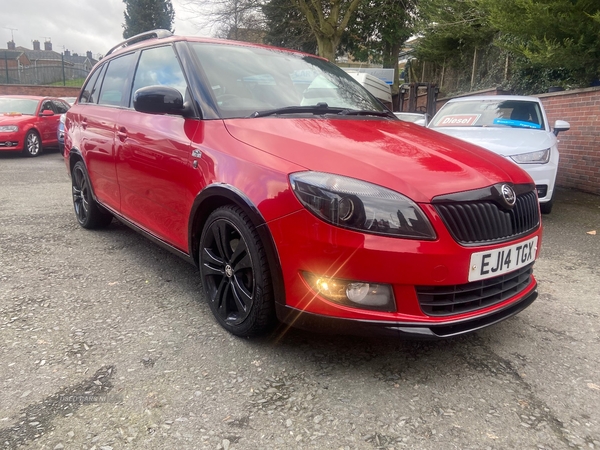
left=199, top=205, right=275, bottom=337
left=23, top=130, right=41, bottom=157
left=71, top=161, right=112, bottom=229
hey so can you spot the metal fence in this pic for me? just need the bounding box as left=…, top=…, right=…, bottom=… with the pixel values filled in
left=2, top=52, right=90, bottom=87
left=408, top=45, right=509, bottom=98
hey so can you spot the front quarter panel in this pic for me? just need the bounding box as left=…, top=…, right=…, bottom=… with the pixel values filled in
left=188, top=120, right=305, bottom=226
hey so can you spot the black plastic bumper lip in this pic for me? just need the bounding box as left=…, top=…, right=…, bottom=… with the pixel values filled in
left=275, top=287, right=538, bottom=340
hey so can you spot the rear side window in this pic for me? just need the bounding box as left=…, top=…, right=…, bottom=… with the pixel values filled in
left=130, top=45, right=188, bottom=107
left=80, top=65, right=105, bottom=104
left=98, top=53, right=136, bottom=107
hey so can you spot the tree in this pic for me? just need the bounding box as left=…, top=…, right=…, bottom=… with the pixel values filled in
left=415, top=0, right=495, bottom=63
left=344, top=0, right=416, bottom=89
left=181, top=0, right=265, bottom=40
left=263, top=0, right=317, bottom=53
left=414, top=0, right=600, bottom=94
left=123, top=0, right=175, bottom=38
left=414, top=0, right=501, bottom=93
left=293, top=0, right=364, bottom=61
left=484, top=0, right=600, bottom=87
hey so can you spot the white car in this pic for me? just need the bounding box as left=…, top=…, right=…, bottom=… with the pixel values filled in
left=394, top=112, right=428, bottom=126
left=429, top=95, right=570, bottom=213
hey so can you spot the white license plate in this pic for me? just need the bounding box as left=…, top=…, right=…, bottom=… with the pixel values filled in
left=468, top=237, right=538, bottom=282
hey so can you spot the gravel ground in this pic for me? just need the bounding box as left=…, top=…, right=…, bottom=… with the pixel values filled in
left=0, top=151, right=599, bottom=450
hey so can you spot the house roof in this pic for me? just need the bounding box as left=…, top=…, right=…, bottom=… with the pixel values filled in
left=0, top=49, right=24, bottom=59
left=0, top=49, right=31, bottom=65
left=64, top=54, right=97, bottom=65
left=15, top=46, right=62, bottom=61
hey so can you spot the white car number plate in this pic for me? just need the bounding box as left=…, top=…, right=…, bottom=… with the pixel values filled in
left=468, top=237, right=538, bottom=282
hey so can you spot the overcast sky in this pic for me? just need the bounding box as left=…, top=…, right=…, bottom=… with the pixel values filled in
left=0, top=0, right=208, bottom=58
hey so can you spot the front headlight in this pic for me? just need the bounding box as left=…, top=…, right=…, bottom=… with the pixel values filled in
left=0, top=125, right=18, bottom=132
left=59, top=113, right=66, bottom=124
left=289, top=171, right=436, bottom=239
left=510, top=149, right=550, bottom=164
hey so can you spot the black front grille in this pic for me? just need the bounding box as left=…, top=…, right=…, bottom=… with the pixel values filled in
left=434, top=191, right=539, bottom=245
left=416, top=263, right=534, bottom=316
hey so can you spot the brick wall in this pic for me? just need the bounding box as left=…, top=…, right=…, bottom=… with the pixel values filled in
left=536, top=87, right=600, bottom=195
left=0, top=84, right=81, bottom=97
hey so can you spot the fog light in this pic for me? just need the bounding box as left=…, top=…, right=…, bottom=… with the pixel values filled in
left=302, top=272, right=395, bottom=312
left=535, top=184, right=547, bottom=198
left=346, top=283, right=369, bottom=302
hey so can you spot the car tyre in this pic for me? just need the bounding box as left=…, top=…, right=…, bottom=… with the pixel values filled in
left=199, top=205, right=275, bottom=337
left=23, top=130, right=42, bottom=157
left=71, top=161, right=113, bottom=229
left=540, top=193, right=554, bottom=214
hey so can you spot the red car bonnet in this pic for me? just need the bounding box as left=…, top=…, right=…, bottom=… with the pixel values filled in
left=223, top=117, right=534, bottom=203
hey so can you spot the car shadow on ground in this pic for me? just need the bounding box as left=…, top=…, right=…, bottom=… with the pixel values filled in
left=100, top=214, right=524, bottom=350
left=0, top=147, right=62, bottom=159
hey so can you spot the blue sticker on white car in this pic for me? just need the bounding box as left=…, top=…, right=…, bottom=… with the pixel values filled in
left=493, top=118, right=542, bottom=129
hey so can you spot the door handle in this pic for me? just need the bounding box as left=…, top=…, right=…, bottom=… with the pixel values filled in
left=117, top=127, right=127, bottom=141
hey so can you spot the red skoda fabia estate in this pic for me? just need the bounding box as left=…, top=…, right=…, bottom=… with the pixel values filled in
left=64, top=30, right=542, bottom=338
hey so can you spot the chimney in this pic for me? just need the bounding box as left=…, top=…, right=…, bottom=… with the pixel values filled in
left=7, top=41, right=15, bottom=50
left=33, top=40, right=41, bottom=51
left=44, top=40, right=52, bottom=51
left=86, top=51, right=93, bottom=60
left=64, top=49, right=71, bottom=57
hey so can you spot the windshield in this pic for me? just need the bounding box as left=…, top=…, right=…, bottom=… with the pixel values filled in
left=431, top=99, right=545, bottom=130
left=191, top=43, right=386, bottom=119
left=0, top=98, right=39, bottom=115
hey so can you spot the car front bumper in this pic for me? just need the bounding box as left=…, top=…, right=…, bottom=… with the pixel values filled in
left=276, top=287, right=537, bottom=339
left=268, top=207, right=542, bottom=337
left=507, top=154, right=558, bottom=203
left=0, top=132, right=21, bottom=151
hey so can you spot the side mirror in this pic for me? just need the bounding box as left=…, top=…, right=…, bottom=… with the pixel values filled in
left=133, top=85, right=188, bottom=116
left=41, top=109, right=54, bottom=116
left=553, top=119, right=570, bottom=136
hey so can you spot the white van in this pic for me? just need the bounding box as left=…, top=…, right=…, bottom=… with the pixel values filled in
left=346, top=72, right=393, bottom=108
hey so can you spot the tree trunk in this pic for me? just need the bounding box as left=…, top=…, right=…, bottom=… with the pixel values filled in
left=295, top=0, right=362, bottom=62
left=383, top=41, right=401, bottom=95
left=470, top=47, right=478, bottom=90
left=440, top=58, right=446, bottom=92
left=316, top=35, right=339, bottom=62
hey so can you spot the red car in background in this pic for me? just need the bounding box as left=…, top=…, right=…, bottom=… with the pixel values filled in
left=0, top=95, right=70, bottom=157
left=64, top=31, right=543, bottom=339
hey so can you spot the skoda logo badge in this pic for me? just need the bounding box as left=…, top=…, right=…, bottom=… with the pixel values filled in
left=501, top=184, right=516, bottom=207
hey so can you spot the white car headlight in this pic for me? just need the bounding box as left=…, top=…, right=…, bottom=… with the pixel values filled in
left=0, top=125, right=18, bottom=132
left=510, top=149, right=550, bottom=164
left=59, top=113, right=66, bottom=124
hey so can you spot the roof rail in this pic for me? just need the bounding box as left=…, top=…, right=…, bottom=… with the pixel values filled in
left=105, top=29, right=173, bottom=57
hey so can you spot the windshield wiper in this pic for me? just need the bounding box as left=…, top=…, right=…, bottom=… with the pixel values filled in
left=250, top=103, right=345, bottom=118
left=338, top=109, right=397, bottom=119
left=249, top=103, right=396, bottom=119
